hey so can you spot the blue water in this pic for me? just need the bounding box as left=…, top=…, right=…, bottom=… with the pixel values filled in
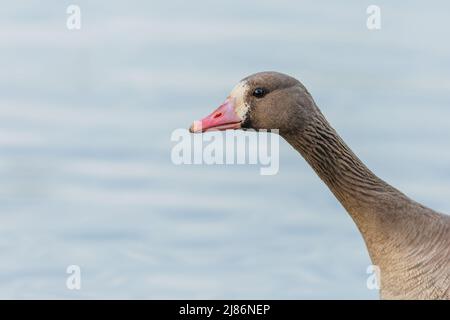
left=1, top=0, right=450, bottom=299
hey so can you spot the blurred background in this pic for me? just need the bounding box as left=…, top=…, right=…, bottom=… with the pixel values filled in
left=1, top=0, right=449, bottom=299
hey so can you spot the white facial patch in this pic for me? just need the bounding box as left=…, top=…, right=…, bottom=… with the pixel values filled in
left=229, top=81, right=250, bottom=120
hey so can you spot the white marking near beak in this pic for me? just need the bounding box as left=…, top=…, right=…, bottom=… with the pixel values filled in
left=229, top=81, right=250, bottom=120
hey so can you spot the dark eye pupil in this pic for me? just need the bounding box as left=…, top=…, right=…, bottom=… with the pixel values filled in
left=253, top=88, right=266, bottom=98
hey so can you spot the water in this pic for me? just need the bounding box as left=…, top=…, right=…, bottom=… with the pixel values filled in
left=0, top=0, right=449, bottom=299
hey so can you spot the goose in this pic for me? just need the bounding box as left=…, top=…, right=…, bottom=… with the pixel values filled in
left=189, top=71, right=450, bottom=300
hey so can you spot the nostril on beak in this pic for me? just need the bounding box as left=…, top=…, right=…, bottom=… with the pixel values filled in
left=213, top=112, right=222, bottom=119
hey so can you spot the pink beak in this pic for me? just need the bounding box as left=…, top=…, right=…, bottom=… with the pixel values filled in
left=189, top=98, right=242, bottom=133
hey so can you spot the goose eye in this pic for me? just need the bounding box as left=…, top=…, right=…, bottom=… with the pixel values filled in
left=252, top=87, right=267, bottom=98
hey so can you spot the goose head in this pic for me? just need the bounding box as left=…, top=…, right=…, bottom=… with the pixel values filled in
left=189, top=71, right=317, bottom=135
